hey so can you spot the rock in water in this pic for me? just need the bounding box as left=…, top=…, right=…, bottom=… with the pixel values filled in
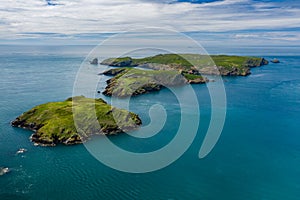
left=0, top=167, right=10, bottom=176
left=90, top=58, right=98, bottom=65
left=271, top=58, right=280, bottom=63
left=16, top=148, right=27, bottom=154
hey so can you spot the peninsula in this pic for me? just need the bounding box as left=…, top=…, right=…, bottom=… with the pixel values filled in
left=11, top=96, right=142, bottom=146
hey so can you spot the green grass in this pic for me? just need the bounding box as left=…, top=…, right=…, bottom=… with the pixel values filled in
left=211, top=55, right=264, bottom=68
left=182, top=72, right=204, bottom=80
left=132, top=54, right=192, bottom=68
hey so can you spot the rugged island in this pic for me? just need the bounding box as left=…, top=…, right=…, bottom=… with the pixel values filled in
left=11, top=96, right=142, bottom=146
left=99, top=54, right=268, bottom=97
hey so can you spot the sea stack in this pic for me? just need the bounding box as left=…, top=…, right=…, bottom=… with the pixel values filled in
left=90, top=58, right=98, bottom=65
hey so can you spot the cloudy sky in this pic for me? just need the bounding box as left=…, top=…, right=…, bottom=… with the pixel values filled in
left=0, top=0, right=299, bottom=45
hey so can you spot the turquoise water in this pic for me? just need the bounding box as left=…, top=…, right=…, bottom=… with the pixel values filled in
left=0, top=46, right=300, bottom=199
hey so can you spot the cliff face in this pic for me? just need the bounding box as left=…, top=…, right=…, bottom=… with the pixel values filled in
left=245, top=57, right=269, bottom=67
left=11, top=96, right=142, bottom=146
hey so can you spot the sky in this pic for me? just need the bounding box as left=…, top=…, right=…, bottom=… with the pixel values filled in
left=0, top=0, right=299, bottom=46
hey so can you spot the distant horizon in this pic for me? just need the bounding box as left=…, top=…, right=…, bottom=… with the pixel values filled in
left=1, top=43, right=299, bottom=57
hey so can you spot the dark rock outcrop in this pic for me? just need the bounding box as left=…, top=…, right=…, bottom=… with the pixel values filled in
left=244, top=58, right=269, bottom=68
left=188, top=77, right=209, bottom=84
left=99, top=68, right=128, bottom=76
left=90, top=58, right=98, bottom=65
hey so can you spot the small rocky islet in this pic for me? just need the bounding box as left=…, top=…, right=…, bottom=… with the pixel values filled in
left=271, top=58, right=280, bottom=63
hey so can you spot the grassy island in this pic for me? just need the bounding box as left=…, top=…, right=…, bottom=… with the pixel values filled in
left=101, top=54, right=268, bottom=76
left=99, top=54, right=268, bottom=97
left=11, top=96, right=142, bottom=146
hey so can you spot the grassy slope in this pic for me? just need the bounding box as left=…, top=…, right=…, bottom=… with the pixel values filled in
left=12, top=96, right=141, bottom=145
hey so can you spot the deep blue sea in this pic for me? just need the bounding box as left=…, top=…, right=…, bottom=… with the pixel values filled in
left=0, top=45, right=300, bottom=199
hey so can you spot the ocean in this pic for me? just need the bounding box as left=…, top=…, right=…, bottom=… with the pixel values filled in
left=0, top=45, right=300, bottom=199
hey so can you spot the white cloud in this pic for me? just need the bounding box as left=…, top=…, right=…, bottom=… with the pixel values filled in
left=0, top=0, right=299, bottom=44
left=235, top=32, right=300, bottom=41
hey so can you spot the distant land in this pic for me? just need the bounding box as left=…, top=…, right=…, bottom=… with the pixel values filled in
left=99, top=54, right=269, bottom=97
